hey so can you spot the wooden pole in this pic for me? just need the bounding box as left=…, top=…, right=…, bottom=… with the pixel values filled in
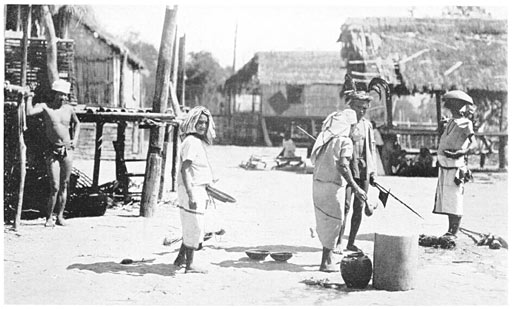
left=14, top=4, right=31, bottom=231
left=119, top=49, right=127, bottom=108
left=159, top=124, right=172, bottom=200
left=178, top=35, right=186, bottom=107
left=171, top=124, right=179, bottom=192
left=41, top=5, right=59, bottom=85
left=435, top=91, right=443, bottom=136
left=92, top=122, right=104, bottom=189
left=232, top=22, right=238, bottom=74
left=115, top=121, right=127, bottom=199
left=140, top=5, right=178, bottom=217
left=386, top=93, right=394, bottom=128
left=498, top=94, right=507, bottom=169
left=159, top=27, right=180, bottom=200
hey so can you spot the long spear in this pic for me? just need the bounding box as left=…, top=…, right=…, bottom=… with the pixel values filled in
left=373, top=181, right=424, bottom=219
left=296, top=125, right=316, bottom=141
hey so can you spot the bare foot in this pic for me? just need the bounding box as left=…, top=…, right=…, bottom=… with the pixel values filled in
left=44, top=219, right=55, bottom=227
left=185, top=266, right=208, bottom=274
left=319, top=264, right=338, bottom=272
left=333, top=244, right=344, bottom=255
left=346, top=244, right=362, bottom=252
left=56, top=217, right=68, bottom=226
left=173, top=255, right=186, bottom=268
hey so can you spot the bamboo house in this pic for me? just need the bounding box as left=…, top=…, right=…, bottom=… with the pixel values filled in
left=224, top=51, right=346, bottom=146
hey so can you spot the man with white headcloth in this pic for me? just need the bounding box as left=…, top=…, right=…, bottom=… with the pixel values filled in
left=25, top=79, right=80, bottom=227
left=311, top=109, right=367, bottom=272
left=173, top=106, right=216, bottom=274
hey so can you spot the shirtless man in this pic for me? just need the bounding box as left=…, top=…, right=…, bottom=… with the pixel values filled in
left=25, top=80, right=80, bottom=227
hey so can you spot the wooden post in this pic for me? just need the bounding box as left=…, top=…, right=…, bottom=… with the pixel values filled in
left=92, top=122, right=104, bottom=189
left=159, top=124, right=172, bottom=200
left=115, top=121, right=127, bottom=198
left=498, top=95, right=507, bottom=169
left=171, top=124, right=179, bottom=192
left=14, top=4, right=31, bottom=231
left=386, top=92, right=394, bottom=128
left=159, top=27, right=180, bottom=200
left=435, top=91, right=443, bottom=136
left=119, top=49, right=127, bottom=108
left=140, top=6, right=178, bottom=217
left=41, top=5, right=59, bottom=85
left=178, top=35, right=186, bottom=107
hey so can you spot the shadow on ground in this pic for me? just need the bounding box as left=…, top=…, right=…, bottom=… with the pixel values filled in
left=67, top=259, right=177, bottom=277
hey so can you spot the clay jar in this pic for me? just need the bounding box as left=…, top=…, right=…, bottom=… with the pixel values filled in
left=340, top=252, right=373, bottom=289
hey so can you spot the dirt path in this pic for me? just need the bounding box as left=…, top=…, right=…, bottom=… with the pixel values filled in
left=3, top=146, right=508, bottom=305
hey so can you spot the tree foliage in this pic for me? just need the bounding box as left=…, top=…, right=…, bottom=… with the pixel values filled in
left=185, top=51, right=231, bottom=112
left=122, top=31, right=159, bottom=109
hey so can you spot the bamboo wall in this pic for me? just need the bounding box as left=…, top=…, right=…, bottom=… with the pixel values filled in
left=260, top=83, right=341, bottom=117
left=74, top=122, right=145, bottom=160
left=4, top=38, right=75, bottom=102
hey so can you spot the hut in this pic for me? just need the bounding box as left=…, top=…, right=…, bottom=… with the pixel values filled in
left=4, top=5, right=147, bottom=160
left=224, top=51, right=346, bottom=147
left=338, top=17, right=508, bottom=171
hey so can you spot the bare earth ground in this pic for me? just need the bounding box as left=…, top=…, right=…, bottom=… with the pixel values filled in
left=3, top=145, right=509, bottom=306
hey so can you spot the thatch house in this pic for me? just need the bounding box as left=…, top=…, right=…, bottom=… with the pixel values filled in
left=338, top=17, right=507, bottom=125
left=338, top=17, right=508, bottom=170
left=224, top=51, right=346, bottom=146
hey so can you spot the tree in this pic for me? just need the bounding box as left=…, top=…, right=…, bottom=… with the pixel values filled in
left=122, top=32, right=159, bottom=109
left=185, top=51, right=230, bottom=112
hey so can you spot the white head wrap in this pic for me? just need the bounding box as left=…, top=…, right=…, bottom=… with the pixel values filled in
left=310, top=109, right=357, bottom=164
left=180, top=106, right=216, bottom=144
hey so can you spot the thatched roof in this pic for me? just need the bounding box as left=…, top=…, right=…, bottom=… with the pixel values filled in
left=79, top=20, right=145, bottom=69
left=338, top=17, right=507, bottom=92
left=226, top=51, right=346, bottom=88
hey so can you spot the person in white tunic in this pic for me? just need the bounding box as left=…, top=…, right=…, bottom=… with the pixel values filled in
left=434, top=90, right=475, bottom=239
left=173, top=106, right=216, bottom=274
left=311, top=109, right=367, bottom=272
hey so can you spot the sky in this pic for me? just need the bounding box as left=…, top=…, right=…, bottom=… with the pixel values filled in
left=41, top=0, right=512, bottom=70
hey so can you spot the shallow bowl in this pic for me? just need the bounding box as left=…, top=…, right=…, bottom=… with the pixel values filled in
left=245, top=249, right=270, bottom=260
left=270, top=251, right=293, bottom=262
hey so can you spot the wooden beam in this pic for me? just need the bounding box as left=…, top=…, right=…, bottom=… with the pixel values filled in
left=443, top=61, right=463, bottom=76
left=399, top=48, right=430, bottom=65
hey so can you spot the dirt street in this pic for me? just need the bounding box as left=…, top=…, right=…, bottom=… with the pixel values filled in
left=3, top=145, right=508, bottom=305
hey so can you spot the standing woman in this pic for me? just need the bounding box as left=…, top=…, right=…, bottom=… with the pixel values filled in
left=173, top=106, right=216, bottom=274
left=434, top=90, right=475, bottom=239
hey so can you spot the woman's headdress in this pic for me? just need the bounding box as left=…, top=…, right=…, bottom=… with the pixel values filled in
left=180, top=106, right=216, bottom=144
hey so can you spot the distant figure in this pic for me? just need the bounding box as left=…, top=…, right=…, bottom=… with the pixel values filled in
left=173, top=106, right=216, bottom=274
left=276, top=130, right=302, bottom=168
left=25, top=80, right=80, bottom=227
left=281, top=130, right=296, bottom=158
left=392, top=150, right=411, bottom=176
left=311, top=109, right=364, bottom=272
left=413, top=147, right=434, bottom=177
left=434, top=90, right=475, bottom=239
